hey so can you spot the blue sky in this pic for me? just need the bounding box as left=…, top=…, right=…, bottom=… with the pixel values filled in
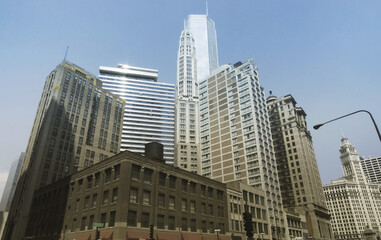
left=1, top=0, right=380, bottom=196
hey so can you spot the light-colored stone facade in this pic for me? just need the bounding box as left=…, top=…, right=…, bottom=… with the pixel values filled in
left=323, top=137, right=381, bottom=239
left=266, top=93, right=332, bottom=240
left=199, top=60, right=288, bottom=239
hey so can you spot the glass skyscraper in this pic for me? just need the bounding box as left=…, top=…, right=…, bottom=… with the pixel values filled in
left=184, top=14, right=219, bottom=82
left=99, top=64, right=176, bottom=164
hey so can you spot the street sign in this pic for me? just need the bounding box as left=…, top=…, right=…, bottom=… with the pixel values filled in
left=93, top=222, right=104, bottom=228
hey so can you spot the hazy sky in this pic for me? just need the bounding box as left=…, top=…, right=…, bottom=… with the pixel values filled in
left=1, top=0, right=380, bottom=197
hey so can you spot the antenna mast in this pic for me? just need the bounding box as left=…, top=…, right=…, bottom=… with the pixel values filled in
left=64, top=46, right=69, bottom=60
left=206, top=0, right=208, bottom=16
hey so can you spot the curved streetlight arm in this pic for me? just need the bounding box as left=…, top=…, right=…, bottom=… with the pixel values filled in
left=313, top=110, right=381, bottom=142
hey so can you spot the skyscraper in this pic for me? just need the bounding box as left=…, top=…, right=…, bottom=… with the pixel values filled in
left=99, top=64, right=176, bottom=164
left=174, top=14, right=219, bottom=173
left=199, top=60, right=288, bottom=239
left=360, top=156, right=381, bottom=183
left=267, top=93, right=332, bottom=239
left=174, top=29, right=201, bottom=173
left=0, top=152, right=23, bottom=212
left=324, top=137, right=381, bottom=239
left=2, top=60, right=124, bottom=240
left=184, top=14, right=219, bottom=82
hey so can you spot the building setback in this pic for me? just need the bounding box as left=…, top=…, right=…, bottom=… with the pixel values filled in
left=24, top=145, right=270, bottom=240
left=99, top=64, right=175, bottom=164
left=323, top=137, right=381, bottom=239
left=2, top=60, right=124, bottom=240
left=266, top=93, right=332, bottom=239
left=199, top=60, right=288, bottom=239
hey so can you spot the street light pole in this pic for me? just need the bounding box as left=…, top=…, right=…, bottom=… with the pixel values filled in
left=313, top=110, right=381, bottom=142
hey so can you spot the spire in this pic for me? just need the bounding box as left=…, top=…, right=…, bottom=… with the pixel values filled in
left=206, top=0, right=208, bottom=16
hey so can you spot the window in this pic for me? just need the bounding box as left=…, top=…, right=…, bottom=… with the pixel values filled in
left=127, top=211, right=137, bottom=226
left=144, top=168, right=153, bottom=183
left=131, top=164, right=141, bottom=180
left=169, top=196, right=175, bottom=210
left=201, top=185, right=206, bottom=197
left=182, top=218, right=188, bottom=231
left=84, top=196, right=90, bottom=209
left=190, top=200, right=196, bottom=213
left=143, top=190, right=151, bottom=205
left=111, top=188, right=118, bottom=203
left=182, top=199, right=187, bottom=211
left=114, top=165, right=120, bottom=180
left=94, top=173, right=100, bottom=187
left=158, top=193, right=165, bottom=208
left=168, top=216, right=175, bottom=230
left=169, top=176, right=176, bottom=189
left=141, top=212, right=150, bottom=228
left=109, top=211, right=116, bottom=227
left=102, top=190, right=109, bottom=205
left=202, top=221, right=207, bottom=233
left=159, top=172, right=166, bottom=186
left=157, top=215, right=165, bottom=229
left=182, top=179, right=188, bottom=192
left=201, top=202, right=206, bottom=214
left=80, top=216, right=86, bottom=231
left=92, top=194, right=97, bottom=207
left=105, top=169, right=112, bottom=183
left=190, top=182, right=196, bottom=194
left=209, top=204, right=214, bottom=216
left=190, top=219, right=196, bottom=232
left=130, top=188, right=138, bottom=203
left=88, top=215, right=94, bottom=230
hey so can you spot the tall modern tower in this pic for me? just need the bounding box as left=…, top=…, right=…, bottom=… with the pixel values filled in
left=174, top=14, right=219, bottom=173
left=2, top=60, right=124, bottom=240
left=199, top=60, right=288, bottom=239
left=184, top=14, right=219, bottom=82
left=99, top=64, right=176, bottom=164
left=267, top=93, right=332, bottom=239
left=324, top=137, right=381, bottom=239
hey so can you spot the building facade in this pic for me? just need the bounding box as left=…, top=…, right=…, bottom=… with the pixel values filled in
left=174, top=14, right=219, bottom=173
left=0, top=152, right=24, bottom=212
left=184, top=14, right=219, bottom=82
left=266, top=93, right=332, bottom=239
left=323, top=137, right=381, bottom=239
left=199, top=60, right=288, bottom=239
left=2, top=60, right=124, bottom=240
left=23, top=145, right=272, bottom=240
left=360, top=156, right=381, bottom=183
left=99, top=64, right=175, bottom=164
left=174, top=29, right=201, bottom=173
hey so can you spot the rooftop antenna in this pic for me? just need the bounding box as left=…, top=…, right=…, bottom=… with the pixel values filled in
left=206, top=0, right=208, bottom=16
left=64, top=46, right=69, bottom=60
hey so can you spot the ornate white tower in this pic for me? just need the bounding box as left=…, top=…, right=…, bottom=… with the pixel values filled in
left=174, top=29, right=201, bottom=173
left=340, top=136, right=367, bottom=183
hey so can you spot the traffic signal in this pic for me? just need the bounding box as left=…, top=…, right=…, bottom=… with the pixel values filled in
left=150, top=224, right=154, bottom=240
left=95, top=227, right=100, bottom=240
left=243, top=212, right=253, bottom=239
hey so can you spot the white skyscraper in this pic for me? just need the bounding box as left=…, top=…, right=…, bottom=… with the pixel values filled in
left=324, top=137, right=381, bottom=239
left=99, top=64, right=176, bottom=164
left=174, top=14, right=219, bottom=173
left=184, top=14, right=219, bottom=82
